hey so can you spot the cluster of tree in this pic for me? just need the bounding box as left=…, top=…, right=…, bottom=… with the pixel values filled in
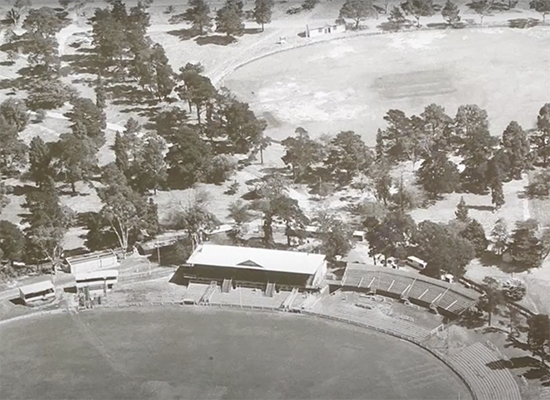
left=490, top=217, right=550, bottom=271
left=375, top=103, right=543, bottom=209
left=281, top=128, right=373, bottom=186
left=90, top=0, right=176, bottom=100
left=169, top=0, right=274, bottom=37
left=360, top=198, right=493, bottom=278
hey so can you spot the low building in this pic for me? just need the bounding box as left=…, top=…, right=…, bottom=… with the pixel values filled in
left=74, top=269, right=119, bottom=292
left=18, top=280, right=55, bottom=305
left=305, top=23, right=346, bottom=38
left=183, top=244, right=327, bottom=290
left=64, top=250, right=119, bottom=274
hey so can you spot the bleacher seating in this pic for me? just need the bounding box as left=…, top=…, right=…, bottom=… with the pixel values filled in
left=338, top=266, right=478, bottom=316
left=449, top=343, right=521, bottom=400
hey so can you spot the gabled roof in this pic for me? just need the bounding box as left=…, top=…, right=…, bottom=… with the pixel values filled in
left=19, top=280, right=54, bottom=296
left=186, top=244, right=326, bottom=275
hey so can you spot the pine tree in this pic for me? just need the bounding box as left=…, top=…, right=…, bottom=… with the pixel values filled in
left=254, top=0, right=274, bottom=31
left=490, top=175, right=505, bottom=210
left=441, top=0, right=460, bottom=24
left=151, top=44, right=175, bottom=101
left=183, top=0, right=212, bottom=35
left=502, top=121, right=532, bottom=180
left=455, top=196, right=469, bottom=222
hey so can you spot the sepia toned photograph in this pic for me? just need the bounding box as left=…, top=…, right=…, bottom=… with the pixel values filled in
left=0, top=0, right=549, bottom=399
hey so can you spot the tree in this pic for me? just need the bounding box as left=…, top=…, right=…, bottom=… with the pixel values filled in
left=90, top=6, right=128, bottom=70
left=216, top=0, right=244, bottom=37
left=491, top=218, right=508, bottom=255
left=0, top=183, right=9, bottom=214
left=339, top=0, right=377, bottom=30
left=95, top=74, right=107, bottom=110
left=370, top=162, right=393, bottom=206
left=325, top=131, right=373, bottom=184
left=151, top=43, right=175, bottom=101
left=412, top=220, right=475, bottom=278
left=467, top=0, right=493, bottom=25
left=530, top=0, right=550, bottom=22
left=251, top=176, right=286, bottom=247
left=527, top=314, right=550, bottom=364
left=441, top=0, right=461, bottom=25
left=222, top=100, right=267, bottom=154
left=478, top=276, right=505, bottom=326
left=501, top=121, right=532, bottom=180
left=455, top=196, right=470, bottom=222
left=23, top=178, right=72, bottom=273
left=154, top=106, right=188, bottom=141
left=502, top=279, right=527, bottom=302
left=55, top=133, right=99, bottom=193
left=254, top=0, right=274, bottom=31
left=508, top=219, right=544, bottom=271
left=228, top=200, right=253, bottom=244
left=532, top=103, right=550, bottom=167
left=419, top=104, right=454, bottom=152
left=281, top=128, right=324, bottom=182
left=166, top=127, right=212, bottom=189
left=26, top=79, right=75, bottom=111
left=526, top=169, right=550, bottom=198
left=176, top=69, right=217, bottom=127
left=136, top=133, right=167, bottom=194
left=208, top=154, right=237, bottom=184
left=170, top=191, right=219, bottom=250
left=400, top=0, right=434, bottom=27
left=181, top=0, right=212, bottom=35
left=388, top=5, right=407, bottom=28
left=0, top=98, right=29, bottom=132
left=318, top=215, right=353, bottom=261
left=272, top=195, right=308, bottom=246
left=378, top=109, right=418, bottom=163
left=490, top=173, right=505, bottom=210
left=0, top=117, right=27, bottom=176
left=375, top=211, right=416, bottom=261
left=28, top=136, right=53, bottom=188
left=84, top=212, right=118, bottom=251
left=417, top=151, right=460, bottom=198
left=455, top=104, right=490, bottom=148
left=460, top=219, right=488, bottom=257
left=97, top=164, right=154, bottom=255
left=20, top=6, right=67, bottom=76
left=0, top=221, right=26, bottom=263
left=66, top=97, right=106, bottom=148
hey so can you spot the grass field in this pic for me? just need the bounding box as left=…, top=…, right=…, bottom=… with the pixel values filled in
left=0, top=307, right=472, bottom=400
left=223, top=27, right=550, bottom=143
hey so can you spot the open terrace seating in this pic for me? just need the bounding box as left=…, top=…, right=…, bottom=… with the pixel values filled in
left=339, top=264, right=478, bottom=316
left=449, top=343, right=521, bottom=400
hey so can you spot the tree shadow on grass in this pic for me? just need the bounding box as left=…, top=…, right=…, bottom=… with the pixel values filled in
left=466, top=204, right=494, bottom=212
left=167, top=27, right=199, bottom=41
left=486, top=355, right=550, bottom=385
left=479, top=252, right=518, bottom=274
left=120, top=105, right=164, bottom=118
left=62, top=50, right=99, bottom=77
left=508, top=18, right=540, bottom=29
left=195, top=35, right=237, bottom=46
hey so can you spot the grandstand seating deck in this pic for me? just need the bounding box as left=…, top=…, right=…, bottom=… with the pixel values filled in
left=208, top=286, right=288, bottom=309
left=339, top=265, right=478, bottom=316
left=449, top=343, right=521, bottom=400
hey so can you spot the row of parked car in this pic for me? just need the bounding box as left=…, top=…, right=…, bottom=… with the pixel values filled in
left=376, top=255, right=456, bottom=284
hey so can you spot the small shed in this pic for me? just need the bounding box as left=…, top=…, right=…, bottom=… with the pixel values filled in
left=305, top=23, right=346, bottom=38
left=19, top=280, right=55, bottom=305
left=74, top=269, right=119, bottom=292
left=64, top=250, right=119, bottom=274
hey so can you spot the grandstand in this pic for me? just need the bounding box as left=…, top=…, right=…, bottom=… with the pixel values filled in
left=331, top=264, right=478, bottom=317
left=449, top=343, right=522, bottom=400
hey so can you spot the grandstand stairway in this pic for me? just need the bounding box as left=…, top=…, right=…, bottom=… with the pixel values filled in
left=221, top=279, right=232, bottom=293
left=279, top=288, right=299, bottom=311
left=265, top=282, right=276, bottom=297
left=199, top=281, right=218, bottom=304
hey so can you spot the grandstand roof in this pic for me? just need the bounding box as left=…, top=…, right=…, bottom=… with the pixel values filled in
left=19, top=280, right=54, bottom=296
left=186, top=244, right=326, bottom=275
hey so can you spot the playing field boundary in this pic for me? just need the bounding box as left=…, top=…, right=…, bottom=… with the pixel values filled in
left=215, top=22, right=550, bottom=86
left=0, top=300, right=523, bottom=400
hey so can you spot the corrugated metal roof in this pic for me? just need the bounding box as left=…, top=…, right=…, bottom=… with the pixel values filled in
left=74, top=269, right=119, bottom=281
left=19, top=280, right=54, bottom=295
left=186, top=244, right=326, bottom=275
